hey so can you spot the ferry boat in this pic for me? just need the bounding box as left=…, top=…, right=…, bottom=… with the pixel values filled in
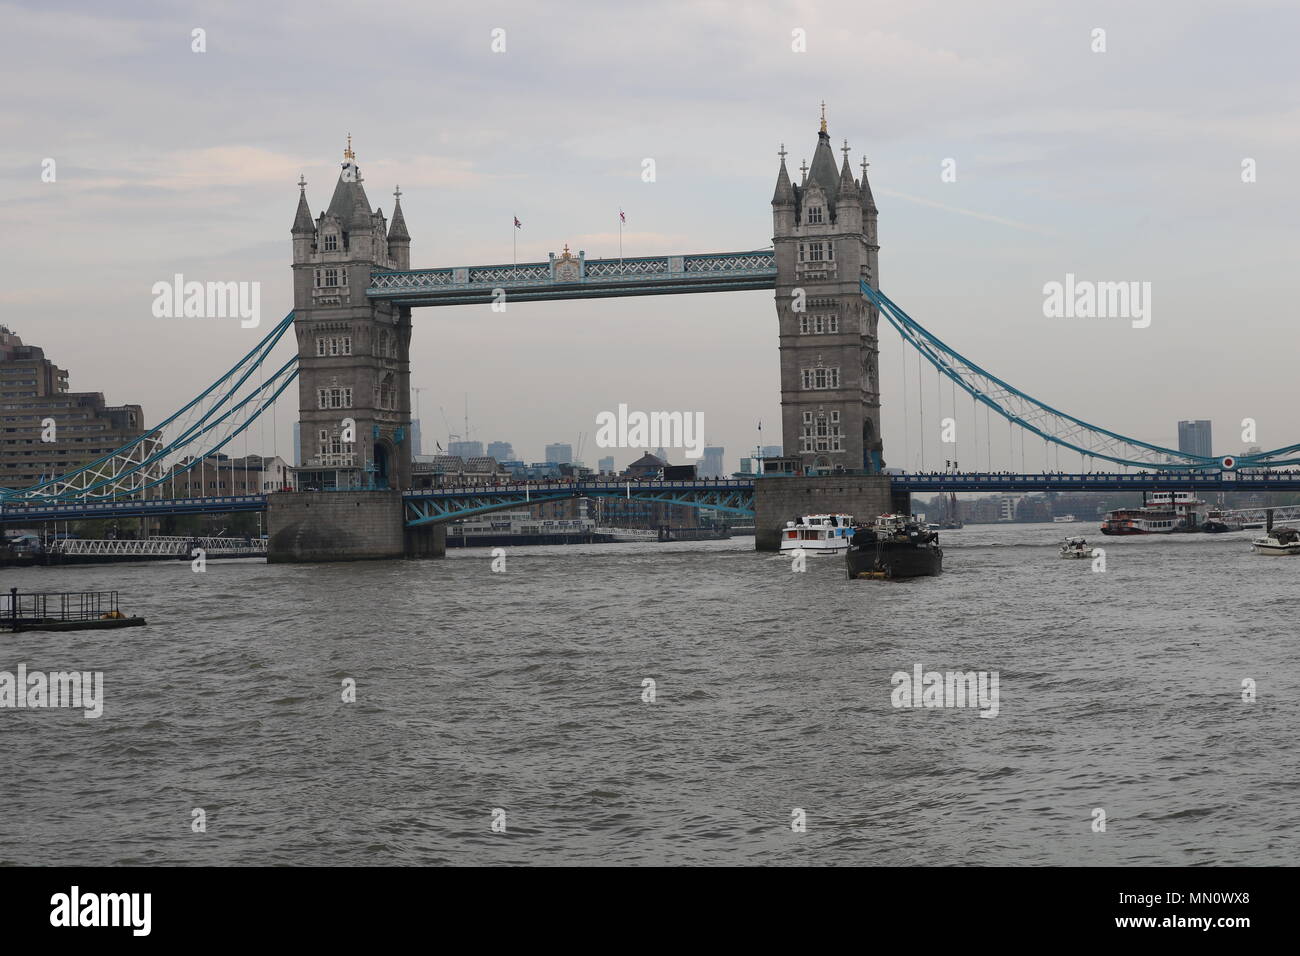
left=1053, top=514, right=1077, bottom=523
left=845, top=514, right=942, bottom=579
left=1101, top=491, right=1206, bottom=535
left=1250, top=527, right=1300, bottom=556
left=1059, top=536, right=1094, bottom=559
left=780, top=513, right=855, bottom=555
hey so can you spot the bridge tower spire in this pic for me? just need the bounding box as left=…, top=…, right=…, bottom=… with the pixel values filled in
left=772, top=111, right=884, bottom=474
left=290, top=139, right=413, bottom=491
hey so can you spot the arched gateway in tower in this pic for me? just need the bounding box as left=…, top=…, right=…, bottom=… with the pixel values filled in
left=291, top=139, right=413, bottom=491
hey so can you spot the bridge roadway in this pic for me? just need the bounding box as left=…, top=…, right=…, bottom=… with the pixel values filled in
left=4, top=472, right=1300, bottom=525
left=367, top=250, right=778, bottom=307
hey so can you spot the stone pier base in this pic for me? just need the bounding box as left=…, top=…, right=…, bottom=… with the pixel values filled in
left=267, top=490, right=444, bottom=563
left=754, top=475, right=907, bottom=551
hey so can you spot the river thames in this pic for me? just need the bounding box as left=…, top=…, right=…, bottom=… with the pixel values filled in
left=2, top=523, right=1296, bottom=865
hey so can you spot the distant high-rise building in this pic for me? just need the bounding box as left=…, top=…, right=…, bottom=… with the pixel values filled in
left=0, top=325, right=146, bottom=490
left=1178, top=420, right=1212, bottom=459
left=487, top=441, right=514, bottom=462
left=448, top=440, right=483, bottom=459
left=409, top=419, right=422, bottom=457
left=701, top=446, right=725, bottom=478
left=761, top=445, right=783, bottom=460
left=598, top=455, right=615, bottom=474
left=545, top=443, right=573, bottom=465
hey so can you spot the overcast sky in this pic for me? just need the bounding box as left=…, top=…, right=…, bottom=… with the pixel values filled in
left=3, top=0, right=1297, bottom=473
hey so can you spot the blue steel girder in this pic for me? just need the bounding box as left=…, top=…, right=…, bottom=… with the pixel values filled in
left=369, top=250, right=776, bottom=307
left=402, top=482, right=755, bottom=526
left=403, top=490, right=577, bottom=525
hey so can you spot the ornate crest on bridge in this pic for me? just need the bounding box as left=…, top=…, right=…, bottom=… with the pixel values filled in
left=549, top=244, right=584, bottom=282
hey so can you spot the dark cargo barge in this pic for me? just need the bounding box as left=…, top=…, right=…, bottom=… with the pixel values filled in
left=845, top=515, right=943, bottom=580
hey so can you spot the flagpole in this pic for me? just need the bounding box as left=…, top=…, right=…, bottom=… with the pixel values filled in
left=619, top=211, right=623, bottom=264
left=512, top=218, right=517, bottom=277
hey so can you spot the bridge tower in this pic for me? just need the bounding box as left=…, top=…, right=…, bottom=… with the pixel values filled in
left=772, top=109, right=883, bottom=474
left=291, top=138, right=412, bottom=490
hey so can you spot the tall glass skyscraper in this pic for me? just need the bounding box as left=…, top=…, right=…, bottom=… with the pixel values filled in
left=1177, top=420, right=1212, bottom=458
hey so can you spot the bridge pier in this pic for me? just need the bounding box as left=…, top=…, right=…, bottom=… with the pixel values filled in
left=754, top=475, right=904, bottom=551
left=266, top=490, right=443, bottom=563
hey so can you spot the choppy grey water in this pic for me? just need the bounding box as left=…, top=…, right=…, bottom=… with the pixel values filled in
left=2, top=523, right=1297, bottom=866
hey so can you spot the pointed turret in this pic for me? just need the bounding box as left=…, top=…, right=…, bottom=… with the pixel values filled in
left=859, top=157, right=878, bottom=215
left=805, top=106, right=841, bottom=207
left=771, top=146, right=795, bottom=235
left=772, top=151, right=795, bottom=205
left=388, top=189, right=410, bottom=242
left=838, top=152, right=860, bottom=201
left=388, top=186, right=411, bottom=270
left=325, top=135, right=374, bottom=230
left=291, top=176, right=314, bottom=235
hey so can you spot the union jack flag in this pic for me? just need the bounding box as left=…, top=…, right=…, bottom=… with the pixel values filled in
left=513, top=216, right=521, bottom=228
left=619, top=209, right=626, bottom=224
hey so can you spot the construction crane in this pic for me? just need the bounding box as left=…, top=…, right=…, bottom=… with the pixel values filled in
left=439, top=406, right=459, bottom=452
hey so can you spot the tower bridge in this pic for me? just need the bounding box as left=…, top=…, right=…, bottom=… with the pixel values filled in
left=4, top=113, right=1296, bottom=562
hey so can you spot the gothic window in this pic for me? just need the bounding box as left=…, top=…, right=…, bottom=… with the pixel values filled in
left=316, top=387, right=352, bottom=409
left=828, top=315, right=839, bottom=332
left=801, top=367, right=841, bottom=390
left=323, top=268, right=340, bottom=287
left=324, top=234, right=338, bottom=251
left=315, top=335, right=352, bottom=356
left=807, top=206, right=823, bottom=224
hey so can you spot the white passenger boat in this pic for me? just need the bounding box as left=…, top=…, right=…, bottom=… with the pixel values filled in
left=780, top=513, right=855, bottom=555
left=1059, top=536, right=1094, bottom=559
left=1250, top=527, right=1300, bottom=555
left=1053, top=514, right=1076, bottom=523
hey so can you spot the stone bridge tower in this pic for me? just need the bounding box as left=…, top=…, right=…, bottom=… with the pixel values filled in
left=772, top=109, right=883, bottom=474
left=291, top=138, right=412, bottom=490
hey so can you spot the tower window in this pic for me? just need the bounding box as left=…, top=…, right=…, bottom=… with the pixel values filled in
left=316, top=387, right=353, bottom=409
left=807, top=206, right=823, bottom=224
left=316, top=335, right=352, bottom=357
left=324, top=234, right=338, bottom=251
left=801, top=367, right=840, bottom=390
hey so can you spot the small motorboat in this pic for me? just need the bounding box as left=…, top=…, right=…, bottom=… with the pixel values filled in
left=1250, top=527, right=1300, bottom=556
left=1059, top=536, right=1094, bottom=559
